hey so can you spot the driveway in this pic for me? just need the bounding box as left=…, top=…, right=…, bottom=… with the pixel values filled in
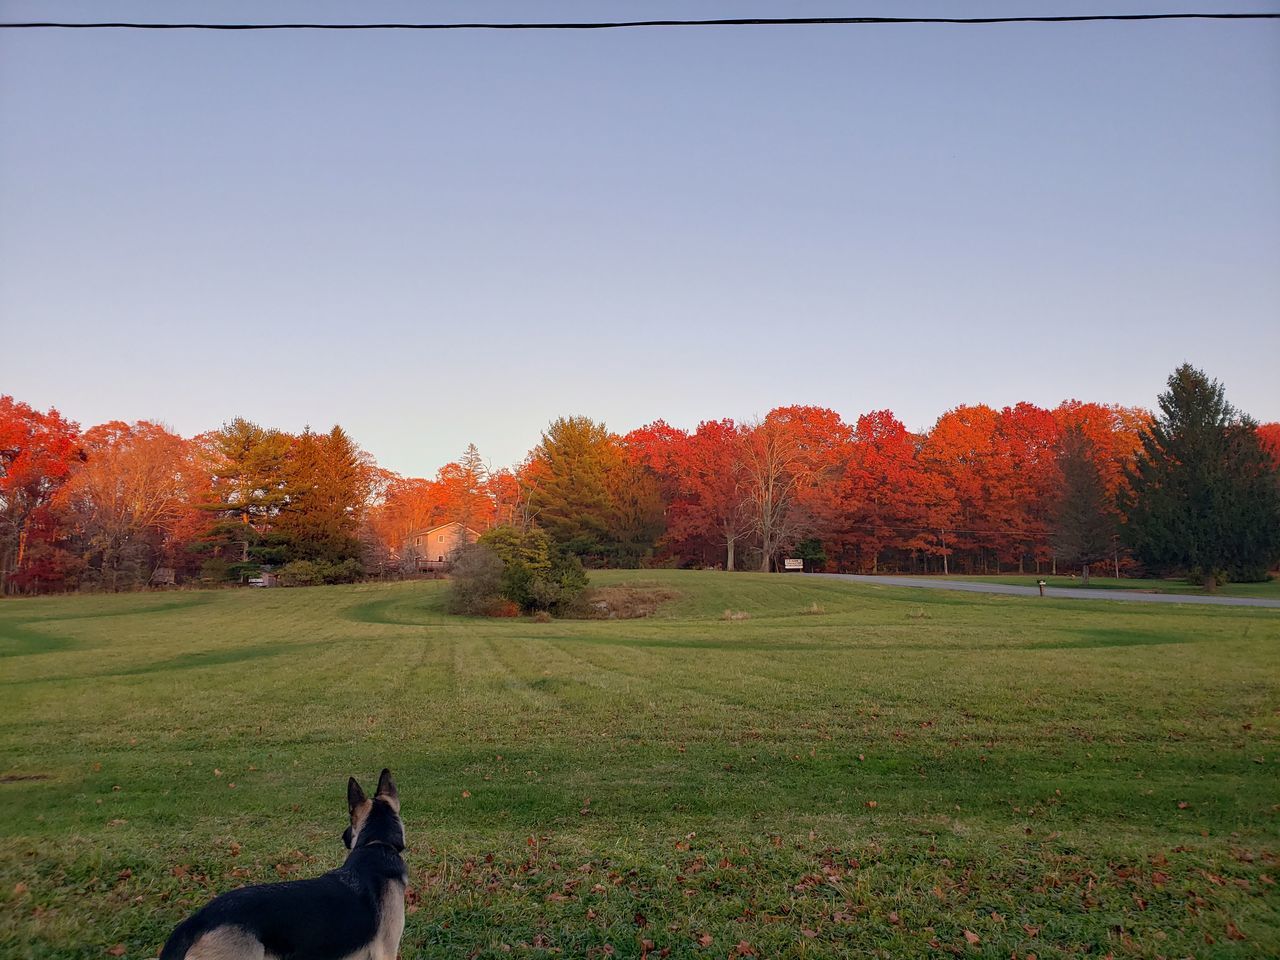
left=816, top=574, right=1280, bottom=609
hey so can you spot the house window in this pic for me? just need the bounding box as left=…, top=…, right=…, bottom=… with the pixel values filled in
left=415, top=537, right=422, bottom=546
left=439, top=535, right=445, bottom=543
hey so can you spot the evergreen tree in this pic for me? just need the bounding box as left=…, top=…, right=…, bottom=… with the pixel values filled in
left=196, top=419, right=292, bottom=577
left=276, top=426, right=370, bottom=563
left=1122, top=364, right=1280, bottom=586
left=204, top=419, right=291, bottom=525
left=529, top=417, right=664, bottom=563
left=529, top=417, right=622, bottom=558
left=454, top=443, right=487, bottom=533
left=1050, top=426, right=1116, bottom=584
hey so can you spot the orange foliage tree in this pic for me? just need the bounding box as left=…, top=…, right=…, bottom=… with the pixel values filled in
left=0, top=396, right=82, bottom=593
left=55, top=421, right=205, bottom=590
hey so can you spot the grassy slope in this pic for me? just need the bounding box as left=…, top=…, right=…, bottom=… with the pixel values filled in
left=0, top=571, right=1277, bottom=959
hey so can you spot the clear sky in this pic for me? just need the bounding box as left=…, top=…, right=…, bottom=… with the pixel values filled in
left=2, top=1, right=1278, bottom=477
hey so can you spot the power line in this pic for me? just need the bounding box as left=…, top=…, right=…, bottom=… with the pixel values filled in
left=2, top=13, right=1279, bottom=31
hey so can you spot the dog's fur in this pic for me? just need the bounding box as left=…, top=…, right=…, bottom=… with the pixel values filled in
left=159, top=769, right=407, bottom=960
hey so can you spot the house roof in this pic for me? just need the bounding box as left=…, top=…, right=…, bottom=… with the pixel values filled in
left=406, top=521, right=481, bottom=539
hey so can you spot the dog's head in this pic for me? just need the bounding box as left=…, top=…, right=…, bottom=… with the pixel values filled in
left=343, top=768, right=405, bottom=853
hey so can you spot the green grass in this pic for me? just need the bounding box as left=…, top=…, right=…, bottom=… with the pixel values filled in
left=1, top=571, right=1278, bottom=959
left=909, top=573, right=1280, bottom=600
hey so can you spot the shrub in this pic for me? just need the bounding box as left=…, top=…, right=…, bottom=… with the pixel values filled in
left=449, top=529, right=588, bottom=616
left=479, top=525, right=553, bottom=571
left=276, top=558, right=362, bottom=587
left=446, top=544, right=506, bottom=615
left=502, top=551, right=588, bottom=615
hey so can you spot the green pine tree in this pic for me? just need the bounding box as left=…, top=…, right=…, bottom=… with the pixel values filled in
left=529, top=417, right=622, bottom=558
left=276, top=426, right=370, bottom=563
left=196, top=419, right=293, bottom=578
left=1122, top=364, right=1280, bottom=587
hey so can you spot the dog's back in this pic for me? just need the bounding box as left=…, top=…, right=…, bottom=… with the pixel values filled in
left=160, top=770, right=406, bottom=960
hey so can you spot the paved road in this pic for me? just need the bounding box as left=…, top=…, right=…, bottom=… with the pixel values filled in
left=816, top=574, right=1280, bottom=609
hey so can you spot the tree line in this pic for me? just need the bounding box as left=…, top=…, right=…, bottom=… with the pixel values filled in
left=2, top=364, right=1277, bottom=594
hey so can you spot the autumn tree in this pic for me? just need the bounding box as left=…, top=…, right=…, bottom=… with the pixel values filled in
left=485, top=468, right=524, bottom=529
left=0, top=397, right=81, bottom=593
left=1122, top=364, right=1280, bottom=586
left=827, top=410, right=937, bottom=573
left=435, top=444, right=492, bottom=533
left=988, top=403, right=1060, bottom=572
left=918, top=405, right=1000, bottom=572
left=737, top=409, right=844, bottom=576
left=1050, top=426, right=1117, bottom=584
left=1053, top=401, right=1151, bottom=502
left=666, top=419, right=748, bottom=570
left=623, top=420, right=688, bottom=506
left=1257, top=422, right=1280, bottom=471
left=56, top=421, right=201, bottom=590
left=366, top=474, right=441, bottom=570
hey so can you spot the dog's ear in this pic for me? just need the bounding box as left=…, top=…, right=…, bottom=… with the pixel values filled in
left=348, top=776, right=367, bottom=814
left=376, top=768, right=398, bottom=805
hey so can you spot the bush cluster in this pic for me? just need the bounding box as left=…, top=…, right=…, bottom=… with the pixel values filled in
left=447, top=525, right=588, bottom=616
left=276, top=558, right=363, bottom=587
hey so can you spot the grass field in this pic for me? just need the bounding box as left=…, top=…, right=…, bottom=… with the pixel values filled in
left=1, top=571, right=1278, bottom=959
left=909, top=574, right=1280, bottom=600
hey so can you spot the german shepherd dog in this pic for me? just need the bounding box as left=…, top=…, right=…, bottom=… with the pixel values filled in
left=160, top=769, right=407, bottom=960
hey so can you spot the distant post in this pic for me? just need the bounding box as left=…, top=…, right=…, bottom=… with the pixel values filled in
left=1037, top=579, right=1047, bottom=597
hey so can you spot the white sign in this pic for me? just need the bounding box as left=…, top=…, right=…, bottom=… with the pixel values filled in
left=783, top=558, right=804, bottom=571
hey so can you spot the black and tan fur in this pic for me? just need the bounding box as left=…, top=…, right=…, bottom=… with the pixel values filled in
left=159, top=769, right=407, bottom=960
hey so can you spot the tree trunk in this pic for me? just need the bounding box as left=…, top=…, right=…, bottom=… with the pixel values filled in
left=1202, top=572, right=1217, bottom=592
left=726, top=536, right=735, bottom=572
left=15, top=526, right=29, bottom=576
left=1082, top=563, right=1090, bottom=586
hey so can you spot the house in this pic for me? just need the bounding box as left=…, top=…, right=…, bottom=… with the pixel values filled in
left=404, top=521, right=480, bottom=572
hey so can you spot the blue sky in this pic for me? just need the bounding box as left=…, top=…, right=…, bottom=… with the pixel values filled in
left=2, top=1, right=1278, bottom=477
